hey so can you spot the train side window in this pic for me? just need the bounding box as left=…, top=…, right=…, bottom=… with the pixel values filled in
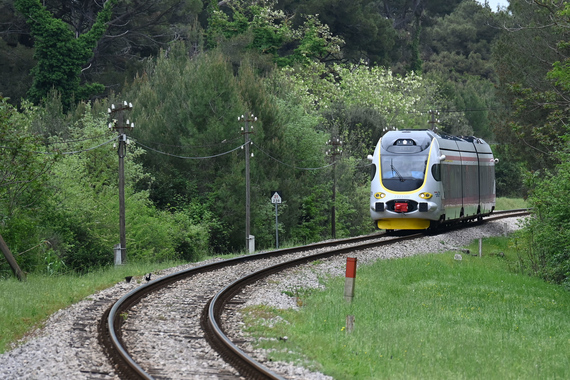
left=370, top=164, right=377, bottom=181
left=431, top=163, right=441, bottom=181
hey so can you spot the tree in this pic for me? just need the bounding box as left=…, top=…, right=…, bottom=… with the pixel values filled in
left=546, top=1, right=570, bottom=91
left=0, top=97, right=54, bottom=219
left=42, top=103, right=210, bottom=270
left=516, top=154, right=570, bottom=288
left=495, top=1, right=570, bottom=287
left=0, top=97, right=56, bottom=276
left=276, top=60, right=446, bottom=139
left=120, top=43, right=342, bottom=251
left=423, top=0, right=499, bottom=81
left=2, top=0, right=205, bottom=105
left=1, top=95, right=211, bottom=275
left=293, top=0, right=397, bottom=65
left=206, top=0, right=344, bottom=67
left=15, top=0, right=116, bottom=110
left=492, top=0, right=570, bottom=171
left=0, top=39, right=34, bottom=103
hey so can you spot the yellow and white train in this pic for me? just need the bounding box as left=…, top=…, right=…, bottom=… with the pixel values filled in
left=368, top=129, right=496, bottom=230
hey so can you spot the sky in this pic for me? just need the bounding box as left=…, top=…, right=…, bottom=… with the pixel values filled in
left=476, top=0, right=510, bottom=11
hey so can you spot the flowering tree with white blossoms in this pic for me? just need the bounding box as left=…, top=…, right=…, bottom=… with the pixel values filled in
left=278, top=60, right=452, bottom=130
left=207, top=0, right=344, bottom=66
left=274, top=60, right=474, bottom=164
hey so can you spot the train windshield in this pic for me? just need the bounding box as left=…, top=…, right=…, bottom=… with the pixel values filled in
left=381, top=155, right=427, bottom=191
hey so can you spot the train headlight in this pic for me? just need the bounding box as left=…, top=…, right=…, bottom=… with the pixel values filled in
left=374, top=192, right=386, bottom=199
left=419, top=192, right=433, bottom=199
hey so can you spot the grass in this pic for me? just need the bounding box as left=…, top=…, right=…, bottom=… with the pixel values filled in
left=242, top=235, right=570, bottom=379
left=495, top=197, right=528, bottom=210
left=0, top=261, right=184, bottom=354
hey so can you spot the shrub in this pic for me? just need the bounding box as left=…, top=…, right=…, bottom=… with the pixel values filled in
left=513, top=155, right=570, bottom=288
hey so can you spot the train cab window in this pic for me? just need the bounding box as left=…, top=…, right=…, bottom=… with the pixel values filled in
left=381, top=155, right=427, bottom=191
left=431, top=163, right=441, bottom=181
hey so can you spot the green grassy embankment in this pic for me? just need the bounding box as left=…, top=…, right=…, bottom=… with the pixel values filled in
left=243, top=235, right=569, bottom=379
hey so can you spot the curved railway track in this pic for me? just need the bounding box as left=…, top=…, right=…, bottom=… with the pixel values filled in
left=99, top=209, right=529, bottom=379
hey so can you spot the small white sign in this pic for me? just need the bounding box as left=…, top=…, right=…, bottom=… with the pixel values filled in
left=271, top=191, right=282, bottom=204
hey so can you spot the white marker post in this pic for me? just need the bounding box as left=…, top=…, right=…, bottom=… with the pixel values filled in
left=271, top=191, right=282, bottom=249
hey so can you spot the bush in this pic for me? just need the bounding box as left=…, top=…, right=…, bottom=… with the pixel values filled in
left=1, top=99, right=216, bottom=276
left=493, top=144, right=526, bottom=198
left=513, top=155, right=570, bottom=288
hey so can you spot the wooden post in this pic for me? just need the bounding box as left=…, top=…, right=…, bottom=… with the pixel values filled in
left=346, top=315, right=355, bottom=334
left=479, top=238, right=482, bottom=258
left=0, top=234, right=26, bottom=281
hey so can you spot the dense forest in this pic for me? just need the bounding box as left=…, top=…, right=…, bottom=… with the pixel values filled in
left=1, top=0, right=569, bottom=288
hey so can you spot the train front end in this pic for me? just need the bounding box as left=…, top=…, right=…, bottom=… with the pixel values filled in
left=369, top=130, right=444, bottom=230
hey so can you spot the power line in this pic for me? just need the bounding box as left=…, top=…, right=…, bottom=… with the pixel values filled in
left=3, top=133, right=363, bottom=172
left=251, top=141, right=335, bottom=170
left=133, top=139, right=247, bottom=159
left=136, top=136, right=243, bottom=149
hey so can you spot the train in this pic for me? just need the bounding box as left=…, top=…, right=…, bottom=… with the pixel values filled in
left=368, top=129, right=496, bottom=230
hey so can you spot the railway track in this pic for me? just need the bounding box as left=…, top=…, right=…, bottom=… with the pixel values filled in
left=99, top=209, right=528, bottom=379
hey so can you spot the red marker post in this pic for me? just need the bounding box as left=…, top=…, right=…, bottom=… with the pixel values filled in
left=344, top=257, right=357, bottom=302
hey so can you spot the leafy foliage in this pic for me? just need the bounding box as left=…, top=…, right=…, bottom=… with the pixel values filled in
left=423, top=1, right=498, bottom=80
left=121, top=44, right=343, bottom=251
left=496, top=1, right=570, bottom=287
left=0, top=97, right=57, bottom=274
left=547, top=2, right=570, bottom=92
left=206, top=0, right=344, bottom=66
left=514, top=154, right=570, bottom=288
left=14, top=0, right=116, bottom=110
left=291, top=0, right=396, bottom=65
left=2, top=0, right=569, bottom=287
left=0, top=98, right=55, bottom=219
left=492, top=0, right=570, bottom=171
left=1, top=97, right=210, bottom=276
left=492, top=144, right=525, bottom=198
left=276, top=60, right=452, bottom=140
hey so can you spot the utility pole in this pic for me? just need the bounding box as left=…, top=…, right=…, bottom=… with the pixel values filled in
left=108, top=101, right=134, bottom=263
left=428, top=110, right=440, bottom=131
left=326, top=137, right=342, bottom=239
left=239, top=113, right=256, bottom=253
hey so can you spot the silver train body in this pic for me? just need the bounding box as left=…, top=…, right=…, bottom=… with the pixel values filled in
left=368, top=129, right=496, bottom=230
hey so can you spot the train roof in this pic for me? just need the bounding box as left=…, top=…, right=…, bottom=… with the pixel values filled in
left=380, top=129, right=491, bottom=154
left=380, top=129, right=435, bottom=153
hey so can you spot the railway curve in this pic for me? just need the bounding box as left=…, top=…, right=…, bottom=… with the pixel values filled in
left=100, top=210, right=528, bottom=379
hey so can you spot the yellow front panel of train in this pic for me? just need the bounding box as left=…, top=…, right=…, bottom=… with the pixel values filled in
left=377, top=218, right=431, bottom=230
